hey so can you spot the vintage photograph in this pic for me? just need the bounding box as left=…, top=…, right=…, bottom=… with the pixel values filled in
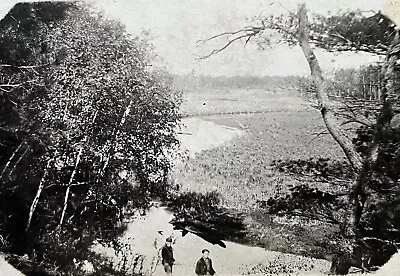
left=0, top=0, right=399, bottom=275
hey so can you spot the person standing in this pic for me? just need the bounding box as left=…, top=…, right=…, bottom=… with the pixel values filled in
left=161, top=237, right=175, bottom=274
left=195, top=249, right=216, bottom=276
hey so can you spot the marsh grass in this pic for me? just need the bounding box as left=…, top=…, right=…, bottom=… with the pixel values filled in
left=181, top=88, right=309, bottom=117
left=174, top=88, right=348, bottom=259
left=176, top=111, right=345, bottom=209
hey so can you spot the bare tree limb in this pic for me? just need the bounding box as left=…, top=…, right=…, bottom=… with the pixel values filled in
left=197, top=17, right=297, bottom=60
left=196, top=29, right=256, bottom=44
left=0, top=64, right=44, bottom=69
left=197, top=32, right=261, bottom=60
left=308, top=130, right=329, bottom=143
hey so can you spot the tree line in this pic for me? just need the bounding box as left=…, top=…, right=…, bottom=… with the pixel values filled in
left=172, top=73, right=302, bottom=91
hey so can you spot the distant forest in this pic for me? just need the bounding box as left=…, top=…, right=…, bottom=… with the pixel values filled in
left=173, top=63, right=397, bottom=102
left=172, top=73, right=301, bottom=91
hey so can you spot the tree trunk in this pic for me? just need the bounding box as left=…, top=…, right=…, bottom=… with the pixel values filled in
left=98, top=99, right=132, bottom=178
left=60, top=146, right=83, bottom=226
left=8, top=146, right=29, bottom=178
left=334, top=28, right=400, bottom=276
left=0, top=141, right=24, bottom=179
left=354, top=31, right=400, bottom=216
left=296, top=4, right=364, bottom=173
left=296, top=5, right=374, bottom=273
left=26, top=157, right=52, bottom=231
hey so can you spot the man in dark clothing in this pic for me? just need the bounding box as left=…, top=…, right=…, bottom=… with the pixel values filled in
left=161, top=237, right=175, bottom=274
left=195, top=249, right=216, bottom=276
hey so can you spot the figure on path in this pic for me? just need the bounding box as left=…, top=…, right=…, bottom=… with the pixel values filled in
left=161, top=237, right=175, bottom=274
left=195, top=249, right=216, bottom=276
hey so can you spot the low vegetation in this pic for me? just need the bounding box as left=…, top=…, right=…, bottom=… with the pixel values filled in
left=173, top=88, right=347, bottom=259
left=176, top=109, right=344, bottom=209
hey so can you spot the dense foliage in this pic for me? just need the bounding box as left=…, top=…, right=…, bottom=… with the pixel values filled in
left=0, top=2, right=180, bottom=274
left=308, top=11, right=396, bottom=54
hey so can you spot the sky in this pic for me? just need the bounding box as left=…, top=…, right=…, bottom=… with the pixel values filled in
left=1, top=0, right=399, bottom=76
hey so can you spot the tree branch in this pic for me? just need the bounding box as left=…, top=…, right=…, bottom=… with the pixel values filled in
left=0, top=64, right=44, bottom=69
left=196, top=29, right=256, bottom=44
left=197, top=32, right=261, bottom=60
left=197, top=18, right=297, bottom=60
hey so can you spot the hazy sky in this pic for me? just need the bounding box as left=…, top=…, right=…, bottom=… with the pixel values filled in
left=1, top=0, right=399, bottom=76
left=89, top=0, right=386, bottom=76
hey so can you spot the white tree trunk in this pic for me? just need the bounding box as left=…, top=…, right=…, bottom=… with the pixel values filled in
left=60, top=146, right=83, bottom=226
left=99, top=99, right=133, bottom=177
left=0, top=142, right=24, bottom=179
left=26, top=157, right=52, bottom=231
left=8, top=147, right=30, bottom=178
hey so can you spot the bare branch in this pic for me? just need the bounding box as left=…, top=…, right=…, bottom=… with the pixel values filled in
left=196, top=29, right=254, bottom=44
left=360, top=236, right=400, bottom=246
left=0, top=64, right=46, bottom=69
left=330, top=32, right=353, bottom=44
left=335, top=112, right=373, bottom=127
left=309, top=130, right=330, bottom=142
left=197, top=15, right=297, bottom=60
left=198, top=32, right=260, bottom=60
left=0, top=79, right=43, bottom=93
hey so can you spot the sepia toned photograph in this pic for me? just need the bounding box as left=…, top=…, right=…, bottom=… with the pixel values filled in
left=0, top=0, right=399, bottom=275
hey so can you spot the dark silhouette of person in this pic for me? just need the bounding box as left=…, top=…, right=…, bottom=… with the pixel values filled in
left=161, top=237, right=175, bottom=274
left=195, top=249, right=216, bottom=276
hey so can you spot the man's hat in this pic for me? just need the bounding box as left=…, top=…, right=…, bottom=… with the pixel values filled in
left=166, top=237, right=173, bottom=242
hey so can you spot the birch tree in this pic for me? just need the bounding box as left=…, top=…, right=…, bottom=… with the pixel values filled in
left=0, top=2, right=181, bottom=274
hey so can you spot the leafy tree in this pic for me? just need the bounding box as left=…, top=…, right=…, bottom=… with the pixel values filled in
left=199, top=3, right=400, bottom=274
left=0, top=2, right=180, bottom=274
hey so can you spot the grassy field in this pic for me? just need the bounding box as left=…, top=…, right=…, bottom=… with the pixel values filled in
left=177, top=88, right=345, bottom=210
left=176, top=111, right=345, bottom=209
left=174, top=88, right=348, bottom=259
left=180, top=87, right=309, bottom=116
